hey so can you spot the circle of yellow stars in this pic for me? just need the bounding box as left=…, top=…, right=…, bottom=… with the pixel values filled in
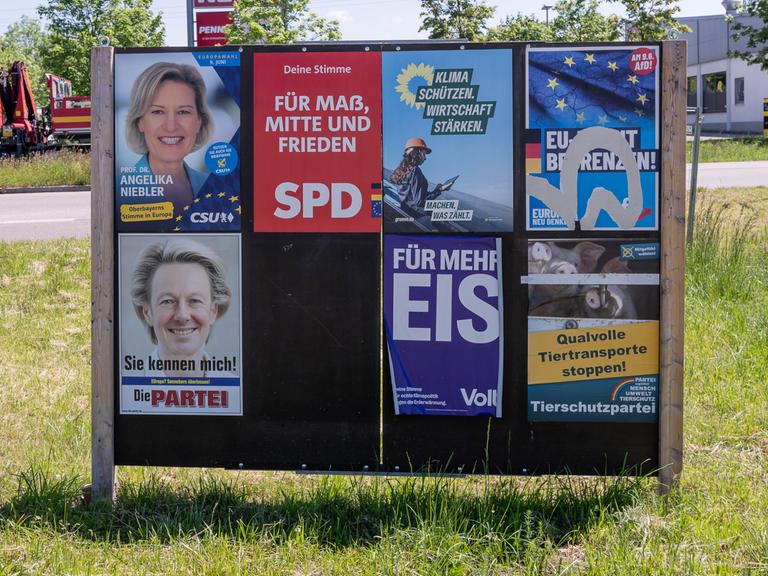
left=545, top=52, right=651, bottom=122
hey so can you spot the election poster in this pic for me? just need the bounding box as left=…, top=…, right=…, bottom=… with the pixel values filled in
left=526, top=46, right=659, bottom=231
left=115, top=51, right=241, bottom=232
left=118, top=234, right=242, bottom=415
left=384, top=235, right=504, bottom=416
left=252, top=51, right=382, bottom=233
left=525, top=239, right=660, bottom=422
left=382, top=49, right=514, bottom=233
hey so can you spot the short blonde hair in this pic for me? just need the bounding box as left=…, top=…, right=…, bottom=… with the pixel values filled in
left=131, top=238, right=231, bottom=344
left=125, top=62, right=213, bottom=155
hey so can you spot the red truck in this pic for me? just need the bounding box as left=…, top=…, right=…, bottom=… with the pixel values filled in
left=0, top=60, right=91, bottom=154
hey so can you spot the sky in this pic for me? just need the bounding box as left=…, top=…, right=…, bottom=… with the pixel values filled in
left=0, top=0, right=731, bottom=46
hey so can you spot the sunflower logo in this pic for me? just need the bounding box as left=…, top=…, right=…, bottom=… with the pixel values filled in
left=395, top=62, right=434, bottom=110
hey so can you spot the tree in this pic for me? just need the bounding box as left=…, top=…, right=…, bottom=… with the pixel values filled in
left=731, top=0, right=768, bottom=71
left=611, top=0, right=690, bottom=41
left=550, top=0, right=622, bottom=42
left=486, top=13, right=554, bottom=41
left=37, top=0, right=165, bottom=95
left=419, top=0, right=496, bottom=40
left=226, top=0, right=341, bottom=44
left=0, top=16, right=50, bottom=104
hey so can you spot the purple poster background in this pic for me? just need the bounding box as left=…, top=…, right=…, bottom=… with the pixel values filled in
left=384, top=235, right=504, bottom=416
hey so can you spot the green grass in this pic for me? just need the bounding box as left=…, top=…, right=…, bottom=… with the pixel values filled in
left=686, top=136, right=768, bottom=163
left=1, top=201, right=767, bottom=573
left=0, top=150, right=90, bottom=188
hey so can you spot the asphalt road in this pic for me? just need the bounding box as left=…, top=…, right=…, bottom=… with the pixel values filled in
left=686, top=161, right=768, bottom=190
left=0, top=190, right=90, bottom=241
left=0, top=162, right=765, bottom=241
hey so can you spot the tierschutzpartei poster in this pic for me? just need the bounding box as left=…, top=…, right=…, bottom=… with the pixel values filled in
left=382, top=49, right=514, bottom=233
left=385, top=235, right=504, bottom=416
left=525, top=239, right=660, bottom=422
left=252, top=51, right=382, bottom=232
left=119, top=234, right=242, bottom=415
left=115, top=51, right=241, bottom=232
left=526, top=46, right=659, bottom=231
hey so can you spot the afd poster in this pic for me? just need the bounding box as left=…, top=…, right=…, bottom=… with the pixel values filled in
left=384, top=235, right=504, bottom=416
left=119, top=234, right=242, bottom=415
left=114, top=51, right=241, bottom=232
left=253, top=51, right=382, bottom=233
left=382, top=49, right=513, bottom=233
left=525, top=239, right=660, bottom=422
left=526, top=46, right=659, bottom=231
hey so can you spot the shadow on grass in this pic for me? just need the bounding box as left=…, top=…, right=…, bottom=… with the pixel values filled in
left=0, top=464, right=648, bottom=550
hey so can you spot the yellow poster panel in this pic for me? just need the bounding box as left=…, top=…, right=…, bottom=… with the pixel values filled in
left=120, top=201, right=174, bottom=223
left=528, top=321, right=659, bottom=385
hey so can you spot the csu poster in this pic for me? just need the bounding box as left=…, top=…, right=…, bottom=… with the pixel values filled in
left=526, top=46, right=659, bottom=231
left=114, top=51, right=241, bottom=232
left=384, top=235, right=504, bottom=417
left=252, top=51, right=382, bottom=233
left=382, top=49, right=514, bottom=233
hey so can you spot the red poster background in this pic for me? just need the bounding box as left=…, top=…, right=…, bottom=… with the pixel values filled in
left=253, top=52, right=382, bottom=232
left=196, top=11, right=232, bottom=46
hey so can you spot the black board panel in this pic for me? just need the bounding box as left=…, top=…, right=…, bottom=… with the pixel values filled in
left=116, top=235, right=381, bottom=469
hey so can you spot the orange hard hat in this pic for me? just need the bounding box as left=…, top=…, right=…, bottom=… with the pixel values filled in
left=404, top=137, right=431, bottom=154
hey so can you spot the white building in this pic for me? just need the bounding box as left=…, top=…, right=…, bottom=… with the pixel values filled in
left=678, top=1, right=768, bottom=133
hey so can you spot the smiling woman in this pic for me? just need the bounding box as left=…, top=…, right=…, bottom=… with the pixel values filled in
left=124, top=62, right=214, bottom=216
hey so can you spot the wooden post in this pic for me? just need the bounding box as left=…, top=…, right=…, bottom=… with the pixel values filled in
left=91, top=45, right=116, bottom=502
left=658, top=41, right=686, bottom=493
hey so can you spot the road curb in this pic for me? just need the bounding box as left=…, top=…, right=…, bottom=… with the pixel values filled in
left=0, top=185, right=90, bottom=195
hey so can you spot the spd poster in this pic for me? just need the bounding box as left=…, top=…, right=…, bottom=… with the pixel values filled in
left=253, top=52, right=382, bottom=233
left=385, top=235, right=504, bottom=416
left=382, top=49, right=514, bottom=233
left=119, top=234, right=242, bottom=415
left=525, top=239, right=660, bottom=422
left=114, top=51, right=241, bottom=232
left=526, top=46, right=659, bottom=231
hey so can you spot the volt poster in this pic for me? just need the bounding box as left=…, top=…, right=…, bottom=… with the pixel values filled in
left=384, top=235, right=504, bottom=416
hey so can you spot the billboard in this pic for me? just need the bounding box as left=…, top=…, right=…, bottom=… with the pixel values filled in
left=384, top=235, right=504, bottom=416
left=526, top=46, right=660, bottom=230
left=103, top=42, right=678, bottom=477
left=119, top=234, right=242, bottom=416
left=253, top=51, right=382, bottom=232
left=114, top=51, right=241, bottom=232
left=382, top=49, right=514, bottom=233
